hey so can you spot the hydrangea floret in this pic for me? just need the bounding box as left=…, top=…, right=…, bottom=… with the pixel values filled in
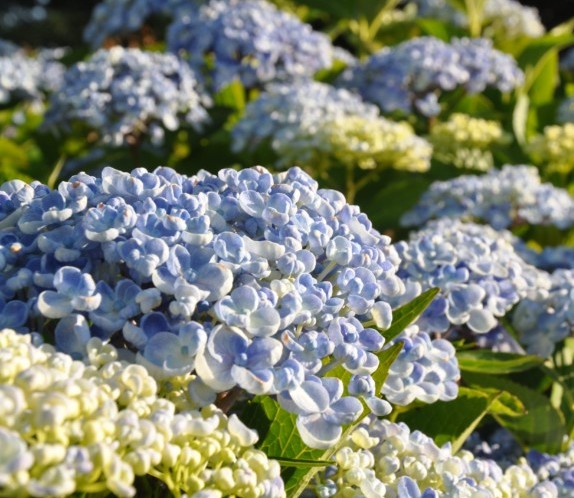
left=392, top=219, right=550, bottom=337
left=43, top=47, right=209, bottom=147
left=0, top=328, right=285, bottom=498
left=166, top=0, right=350, bottom=91
left=0, top=164, right=410, bottom=449
left=337, top=36, right=523, bottom=117
left=310, top=416, right=556, bottom=497
left=232, top=81, right=431, bottom=174
left=428, top=113, right=507, bottom=171
left=401, top=165, right=574, bottom=230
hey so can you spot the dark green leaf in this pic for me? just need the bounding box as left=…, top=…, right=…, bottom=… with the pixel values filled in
left=463, top=372, right=567, bottom=452
left=396, top=387, right=500, bottom=452
left=457, top=350, right=544, bottom=374
left=384, top=288, right=440, bottom=342
left=272, top=457, right=333, bottom=468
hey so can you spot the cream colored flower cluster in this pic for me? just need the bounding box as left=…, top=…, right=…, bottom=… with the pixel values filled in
left=312, top=417, right=555, bottom=497
left=428, top=113, right=507, bottom=171
left=0, top=329, right=284, bottom=498
left=528, top=123, right=574, bottom=175
left=314, top=115, right=432, bottom=173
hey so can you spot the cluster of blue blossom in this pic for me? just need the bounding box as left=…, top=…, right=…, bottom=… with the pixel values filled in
left=561, top=49, right=574, bottom=76
left=408, top=0, right=544, bottom=39
left=0, top=44, right=64, bottom=105
left=43, top=47, right=209, bottom=147
left=310, top=416, right=557, bottom=497
left=511, top=269, right=574, bottom=357
left=381, top=325, right=459, bottom=405
left=0, top=329, right=285, bottom=497
left=528, top=443, right=574, bottom=496
left=231, top=81, right=432, bottom=172
left=337, top=36, right=523, bottom=116
left=0, top=165, right=416, bottom=449
left=83, top=0, right=183, bottom=48
left=401, top=165, right=574, bottom=230
left=392, top=219, right=550, bottom=338
left=166, top=0, right=350, bottom=91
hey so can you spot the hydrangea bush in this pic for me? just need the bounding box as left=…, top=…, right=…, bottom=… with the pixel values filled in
left=2, top=0, right=574, bottom=497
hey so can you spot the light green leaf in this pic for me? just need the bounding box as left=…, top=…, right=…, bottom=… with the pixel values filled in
left=512, top=93, right=529, bottom=146
left=214, top=80, right=246, bottom=111
left=457, top=350, right=544, bottom=374
left=384, top=288, right=440, bottom=342
left=396, top=387, right=500, bottom=452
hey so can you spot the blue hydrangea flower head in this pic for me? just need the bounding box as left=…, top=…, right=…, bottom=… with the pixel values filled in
left=393, top=219, right=550, bottom=337
left=167, top=0, right=350, bottom=90
left=0, top=164, right=409, bottom=449
left=401, top=165, right=574, bottom=230
left=0, top=47, right=65, bottom=105
left=43, top=47, right=209, bottom=147
left=338, top=36, right=523, bottom=117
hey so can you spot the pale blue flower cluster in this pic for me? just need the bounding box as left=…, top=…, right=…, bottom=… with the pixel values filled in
left=512, top=269, right=574, bottom=357
left=393, top=220, right=550, bottom=337
left=311, top=416, right=557, bottom=497
left=401, top=165, right=574, bottom=230
left=0, top=164, right=410, bottom=449
left=167, top=0, right=348, bottom=90
left=408, top=0, right=467, bottom=26
left=338, top=36, right=523, bottom=116
left=43, top=47, right=209, bottom=147
left=382, top=325, right=459, bottom=405
left=84, top=0, right=184, bottom=48
left=0, top=46, right=65, bottom=105
left=528, top=444, right=574, bottom=497
left=464, top=427, right=523, bottom=470
left=560, top=49, right=574, bottom=76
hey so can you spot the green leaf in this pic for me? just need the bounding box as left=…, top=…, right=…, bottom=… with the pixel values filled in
left=527, top=50, right=558, bottom=106
left=414, top=18, right=450, bottom=41
left=214, top=80, right=246, bottom=111
left=457, top=350, right=544, bottom=374
left=396, top=387, right=500, bottom=452
left=485, top=389, right=527, bottom=417
left=463, top=372, right=567, bottom=452
left=383, top=288, right=440, bottom=342
left=373, top=341, right=404, bottom=393
left=272, top=457, right=333, bottom=468
left=512, top=93, right=529, bottom=146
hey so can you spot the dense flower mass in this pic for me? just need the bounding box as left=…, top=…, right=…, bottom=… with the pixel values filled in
left=401, top=165, right=574, bottom=230
left=310, top=416, right=556, bottom=497
left=382, top=325, right=459, bottom=405
left=528, top=124, right=574, bottom=174
left=43, top=47, right=209, bottom=147
left=528, top=443, right=574, bottom=496
left=0, top=165, right=409, bottom=449
left=408, top=0, right=544, bottom=39
left=393, top=219, right=550, bottom=337
left=166, top=0, right=348, bottom=91
left=0, top=46, right=64, bottom=105
left=428, top=113, right=507, bottom=171
left=83, top=0, right=184, bottom=48
left=0, top=329, right=285, bottom=497
left=512, top=269, right=574, bottom=357
left=232, top=81, right=431, bottom=173
left=337, top=36, right=523, bottom=116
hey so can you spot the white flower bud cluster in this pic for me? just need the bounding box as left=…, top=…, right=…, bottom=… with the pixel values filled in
left=0, top=329, right=285, bottom=498
left=312, top=417, right=557, bottom=497
left=428, top=113, right=507, bottom=171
